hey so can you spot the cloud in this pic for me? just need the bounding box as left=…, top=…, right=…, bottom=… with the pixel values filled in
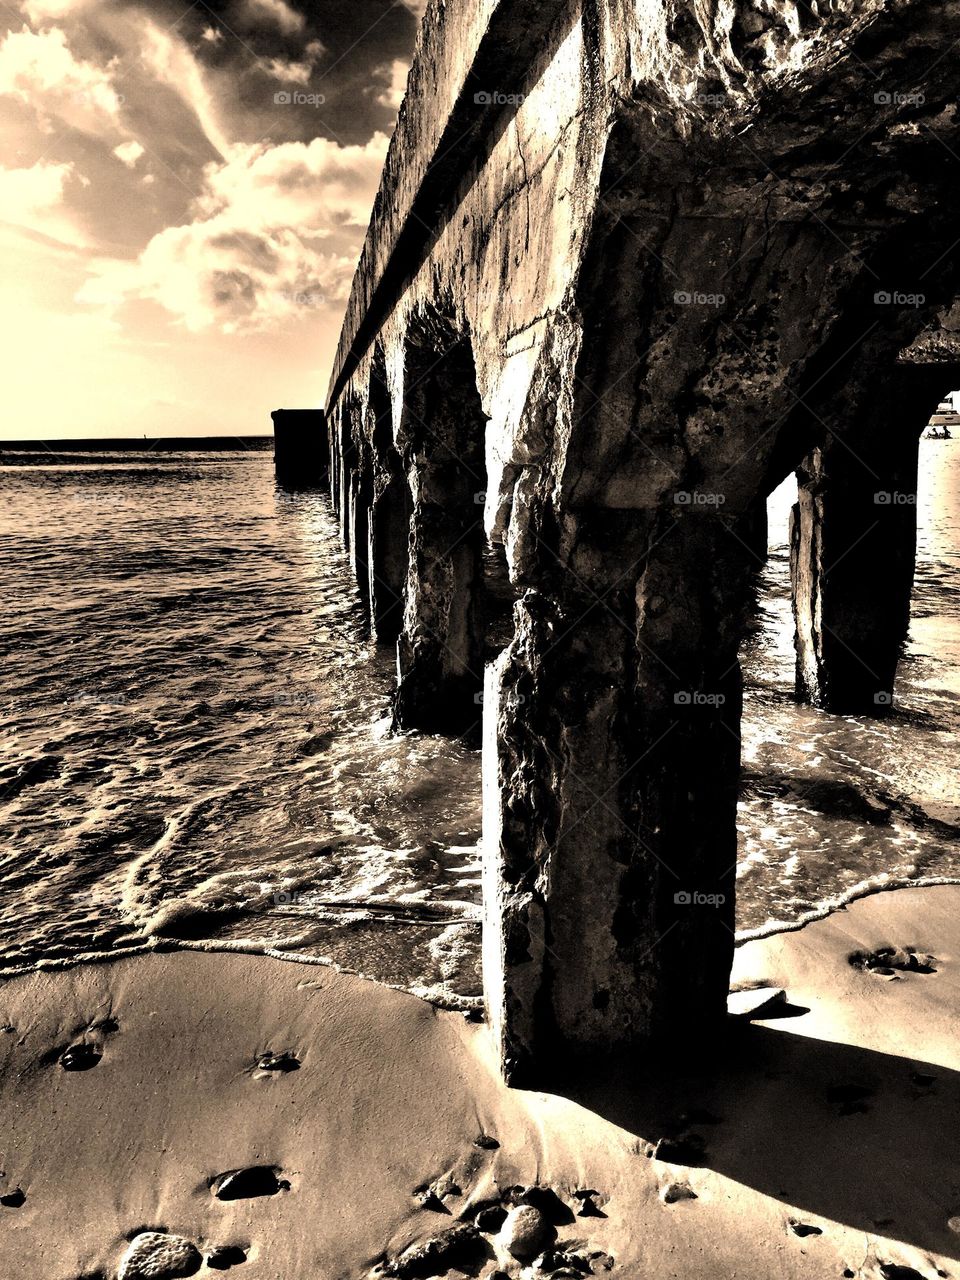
left=263, top=39, right=324, bottom=85
left=0, top=159, right=86, bottom=245
left=245, top=0, right=305, bottom=35
left=139, top=20, right=230, bottom=158
left=113, top=139, right=143, bottom=167
left=20, top=0, right=94, bottom=24
left=77, top=133, right=390, bottom=332
left=0, top=25, right=123, bottom=130
left=375, top=58, right=408, bottom=111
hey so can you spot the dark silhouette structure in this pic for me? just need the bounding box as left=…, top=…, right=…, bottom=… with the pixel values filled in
left=272, top=409, right=328, bottom=489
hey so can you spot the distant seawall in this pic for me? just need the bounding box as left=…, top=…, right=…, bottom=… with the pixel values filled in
left=0, top=437, right=273, bottom=454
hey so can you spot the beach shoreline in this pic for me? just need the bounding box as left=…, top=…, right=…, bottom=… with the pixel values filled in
left=1, top=881, right=959, bottom=1280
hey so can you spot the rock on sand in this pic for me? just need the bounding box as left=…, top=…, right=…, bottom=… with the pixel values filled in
left=118, top=1231, right=202, bottom=1280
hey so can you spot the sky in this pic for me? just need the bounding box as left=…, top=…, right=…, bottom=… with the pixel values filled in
left=0, top=0, right=424, bottom=438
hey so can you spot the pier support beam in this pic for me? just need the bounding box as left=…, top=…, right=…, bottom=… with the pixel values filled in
left=366, top=358, right=411, bottom=643
left=349, top=447, right=374, bottom=616
left=392, top=329, right=487, bottom=735
left=790, top=366, right=949, bottom=714
left=483, top=514, right=753, bottom=1082
left=368, top=469, right=411, bottom=643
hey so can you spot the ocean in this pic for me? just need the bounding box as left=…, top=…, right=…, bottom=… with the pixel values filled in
left=2, top=441, right=958, bottom=1002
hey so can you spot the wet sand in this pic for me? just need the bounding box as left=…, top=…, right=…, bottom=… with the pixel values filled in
left=1, top=884, right=958, bottom=1279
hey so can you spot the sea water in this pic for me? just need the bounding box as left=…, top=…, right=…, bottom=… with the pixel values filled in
left=1, top=442, right=957, bottom=1001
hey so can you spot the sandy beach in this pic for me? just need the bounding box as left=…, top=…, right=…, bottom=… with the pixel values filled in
left=0, top=883, right=957, bottom=1280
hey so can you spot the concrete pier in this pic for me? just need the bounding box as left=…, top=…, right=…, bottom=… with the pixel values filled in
left=319, top=0, right=960, bottom=1082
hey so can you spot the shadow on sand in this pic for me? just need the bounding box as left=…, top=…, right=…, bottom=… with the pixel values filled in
left=561, top=1016, right=959, bottom=1261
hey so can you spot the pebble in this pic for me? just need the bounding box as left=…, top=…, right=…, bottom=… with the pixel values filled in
left=0, top=1188, right=25, bottom=1208
left=498, top=1204, right=555, bottom=1260
left=118, top=1231, right=202, bottom=1280
left=206, top=1244, right=247, bottom=1269
left=475, top=1204, right=507, bottom=1233
left=660, top=1181, right=697, bottom=1204
left=790, top=1220, right=823, bottom=1237
left=517, top=1184, right=573, bottom=1223
left=575, top=1192, right=604, bottom=1217
left=385, top=1223, right=482, bottom=1278
left=60, top=1043, right=102, bottom=1071
left=256, top=1050, right=300, bottom=1073
left=211, top=1165, right=286, bottom=1200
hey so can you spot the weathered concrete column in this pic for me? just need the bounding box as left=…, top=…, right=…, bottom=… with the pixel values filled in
left=483, top=513, right=754, bottom=1082
left=328, top=408, right=341, bottom=514
left=789, top=366, right=949, bottom=714
left=349, top=448, right=374, bottom=613
left=393, top=451, right=485, bottom=734
left=338, top=414, right=355, bottom=552
left=368, top=469, right=411, bottom=643
left=271, top=409, right=328, bottom=489
left=392, top=328, right=487, bottom=735
left=364, top=357, right=411, bottom=643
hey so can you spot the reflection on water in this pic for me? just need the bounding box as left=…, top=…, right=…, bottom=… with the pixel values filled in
left=0, top=442, right=957, bottom=998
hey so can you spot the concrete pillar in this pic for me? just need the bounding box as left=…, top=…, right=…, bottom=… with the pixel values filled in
left=392, top=328, right=487, bottom=736
left=338, top=414, right=354, bottom=552
left=271, top=409, right=328, bottom=489
left=365, top=352, right=411, bottom=643
left=483, top=513, right=753, bottom=1083
left=368, top=470, right=411, bottom=643
left=329, top=407, right=344, bottom=517
left=393, top=452, right=485, bottom=734
left=789, top=365, right=949, bottom=714
left=349, top=453, right=374, bottom=612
